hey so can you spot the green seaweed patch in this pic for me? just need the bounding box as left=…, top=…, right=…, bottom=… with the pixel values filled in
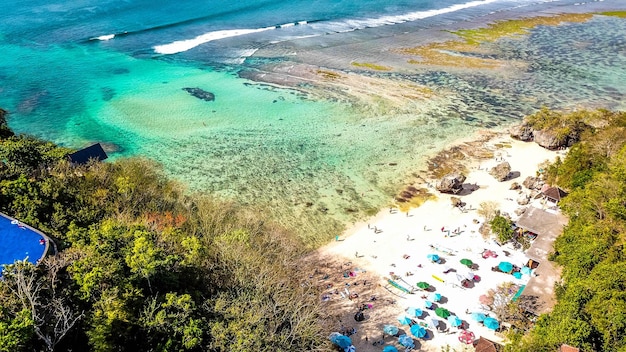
left=451, top=13, right=594, bottom=45
left=351, top=62, right=392, bottom=71
left=598, top=11, right=626, bottom=18
left=399, top=13, right=594, bottom=69
left=395, top=186, right=435, bottom=212
left=317, top=69, right=343, bottom=80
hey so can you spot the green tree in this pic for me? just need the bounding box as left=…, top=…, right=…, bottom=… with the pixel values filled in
left=490, top=215, right=513, bottom=243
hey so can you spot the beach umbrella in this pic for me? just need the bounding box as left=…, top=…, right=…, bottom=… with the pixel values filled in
left=410, top=324, right=427, bottom=338
left=397, top=334, right=415, bottom=348
left=424, top=300, right=433, bottom=309
left=460, top=259, right=473, bottom=267
left=498, top=261, right=513, bottom=273
left=427, top=254, right=440, bottom=262
left=329, top=332, right=352, bottom=349
left=407, top=307, right=423, bottom=318
left=458, top=330, right=475, bottom=344
left=483, top=317, right=500, bottom=331
left=429, top=317, right=439, bottom=329
left=471, top=312, right=487, bottom=322
left=416, top=281, right=430, bottom=290
left=398, top=316, right=412, bottom=325
left=512, top=271, right=523, bottom=279
left=479, top=294, right=494, bottom=306
left=383, top=324, right=399, bottom=336
left=429, top=292, right=442, bottom=302
left=521, top=266, right=532, bottom=275
left=383, top=346, right=399, bottom=352
left=435, top=307, right=451, bottom=319
left=447, top=315, right=463, bottom=327
left=464, top=271, right=475, bottom=281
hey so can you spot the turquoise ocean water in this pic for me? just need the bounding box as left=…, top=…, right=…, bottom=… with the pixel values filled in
left=1, top=0, right=625, bottom=242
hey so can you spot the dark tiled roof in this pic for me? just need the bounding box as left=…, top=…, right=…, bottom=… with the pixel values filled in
left=542, top=186, right=568, bottom=202
left=68, top=143, right=108, bottom=165
left=474, top=337, right=498, bottom=352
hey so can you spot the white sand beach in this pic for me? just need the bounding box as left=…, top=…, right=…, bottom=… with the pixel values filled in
left=317, top=135, right=565, bottom=351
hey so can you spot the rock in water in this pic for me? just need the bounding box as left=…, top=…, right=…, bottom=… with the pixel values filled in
left=436, top=173, right=466, bottom=194
left=489, top=162, right=511, bottom=182
left=183, top=87, right=215, bottom=102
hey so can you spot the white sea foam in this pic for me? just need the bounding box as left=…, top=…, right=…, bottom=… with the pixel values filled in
left=154, top=0, right=502, bottom=55
left=319, top=0, right=502, bottom=32
left=92, top=34, right=115, bottom=41
left=154, top=27, right=275, bottom=54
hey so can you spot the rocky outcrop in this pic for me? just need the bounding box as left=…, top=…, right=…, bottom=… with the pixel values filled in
left=510, top=122, right=534, bottom=141
left=183, top=87, right=215, bottom=102
left=517, top=194, right=531, bottom=205
left=489, top=162, right=511, bottom=182
left=436, top=173, right=466, bottom=194
left=523, top=176, right=543, bottom=190
left=533, top=130, right=563, bottom=150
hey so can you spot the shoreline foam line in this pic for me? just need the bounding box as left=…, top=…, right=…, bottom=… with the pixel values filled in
left=153, top=0, right=504, bottom=55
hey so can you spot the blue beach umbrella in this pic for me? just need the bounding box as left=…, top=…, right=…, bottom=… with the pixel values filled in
left=483, top=317, right=500, bottom=331
left=471, top=312, right=487, bottom=322
left=410, top=324, right=427, bottom=338
left=427, top=253, right=440, bottom=262
left=498, top=261, right=513, bottom=273
left=398, top=334, right=415, bottom=348
left=429, top=292, right=442, bottom=302
left=513, top=271, right=523, bottom=279
left=521, top=266, right=532, bottom=275
left=424, top=300, right=433, bottom=309
left=407, top=307, right=423, bottom=318
left=383, top=346, right=399, bottom=352
left=383, top=324, right=399, bottom=336
left=447, top=315, right=462, bottom=327
left=398, top=316, right=412, bottom=325
left=329, top=333, right=352, bottom=349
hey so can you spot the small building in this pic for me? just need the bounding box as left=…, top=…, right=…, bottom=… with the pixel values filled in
left=68, top=143, right=108, bottom=165
left=515, top=207, right=568, bottom=315
left=474, top=337, right=502, bottom=352
left=541, top=186, right=568, bottom=204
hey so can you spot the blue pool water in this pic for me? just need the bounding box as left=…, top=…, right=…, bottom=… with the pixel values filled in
left=0, top=214, right=47, bottom=269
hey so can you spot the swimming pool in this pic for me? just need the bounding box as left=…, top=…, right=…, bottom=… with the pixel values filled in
left=0, top=213, right=48, bottom=269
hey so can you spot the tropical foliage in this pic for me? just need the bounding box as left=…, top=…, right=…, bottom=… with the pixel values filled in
left=0, top=116, right=326, bottom=351
left=506, top=109, right=626, bottom=352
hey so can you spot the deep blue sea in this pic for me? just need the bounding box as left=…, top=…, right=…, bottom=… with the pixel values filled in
left=1, top=0, right=625, bottom=241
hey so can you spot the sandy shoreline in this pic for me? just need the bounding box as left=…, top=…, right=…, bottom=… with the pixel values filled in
left=313, top=133, right=565, bottom=351
left=244, top=4, right=622, bottom=349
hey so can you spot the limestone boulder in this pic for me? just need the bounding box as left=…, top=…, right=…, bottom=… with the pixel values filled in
left=489, top=162, right=511, bottom=182
left=534, top=130, right=565, bottom=150
left=517, top=194, right=530, bottom=205
left=510, top=122, right=534, bottom=141
left=523, top=176, right=543, bottom=190
left=510, top=182, right=521, bottom=190
left=436, top=173, right=466, bottom=194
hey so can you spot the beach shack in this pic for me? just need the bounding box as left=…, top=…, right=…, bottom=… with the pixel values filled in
left=515, top=207, right=568, bottom=315
left=541, top=185, right=568, bottom=205
left=68, top=143, right=108, bottom=165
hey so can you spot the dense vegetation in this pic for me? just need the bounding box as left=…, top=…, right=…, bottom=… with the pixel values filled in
left=0, top=109, right=326, bottom=351
left=506, top=109, right=626, bottom=352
